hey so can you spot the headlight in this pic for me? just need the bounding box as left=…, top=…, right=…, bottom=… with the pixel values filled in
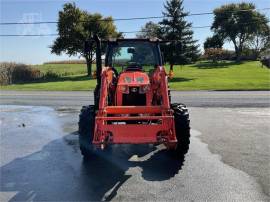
left=120, top=85, right=129, bottom=94
left=139, top=85, right=150, bottom=94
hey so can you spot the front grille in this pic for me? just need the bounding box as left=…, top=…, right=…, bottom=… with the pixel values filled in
left=122, top=87, right=146, bottom=106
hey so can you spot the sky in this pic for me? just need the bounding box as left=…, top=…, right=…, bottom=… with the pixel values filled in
left=0, top=0, right=269, bottom=64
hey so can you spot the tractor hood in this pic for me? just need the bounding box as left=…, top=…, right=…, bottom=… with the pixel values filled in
left=118, top=71, right=150, bottom=86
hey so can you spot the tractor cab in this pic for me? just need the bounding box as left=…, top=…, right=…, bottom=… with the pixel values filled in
left=105, top=39, right=163, bottom=106
left=106, top=39, right=162, bottom=72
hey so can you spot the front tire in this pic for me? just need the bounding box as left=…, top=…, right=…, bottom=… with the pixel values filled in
left=78, top=105, right=95, bottom=158
left=171, top=103, right=190, bottom=159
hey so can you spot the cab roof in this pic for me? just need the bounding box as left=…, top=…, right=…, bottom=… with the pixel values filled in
left=106, top=38, right=161, bottom=43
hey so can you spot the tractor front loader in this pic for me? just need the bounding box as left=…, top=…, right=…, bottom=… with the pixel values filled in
left=79, top=35, right=190, bottom=159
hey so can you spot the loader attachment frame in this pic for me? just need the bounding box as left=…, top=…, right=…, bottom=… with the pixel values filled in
left=93, top=63, right=177, bottom=149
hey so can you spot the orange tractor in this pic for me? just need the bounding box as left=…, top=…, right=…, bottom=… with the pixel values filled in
left=79, top=35, right=190, bottom=159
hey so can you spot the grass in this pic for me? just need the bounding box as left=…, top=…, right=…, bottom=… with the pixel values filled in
left=1, top=61, right=269, bottom=91
left=168, top=61, right=270, bottom=90
left=33, top=63, right=88, bottom=76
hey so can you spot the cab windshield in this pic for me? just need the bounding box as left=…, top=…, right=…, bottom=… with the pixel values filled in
left=107, top=41, right=161, bottom=72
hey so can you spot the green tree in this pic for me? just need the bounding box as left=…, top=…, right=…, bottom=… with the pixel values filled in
left=136, top=21, right=160, bottom=39
left=211, top=2, right=269, bottom=61
left=248, top=25, right=270, bottom=59
left=204, top=34, right=224, bottom=50
left=51, top=3, right=120, bottom=76
left=159, top=0, right=200, bottom=69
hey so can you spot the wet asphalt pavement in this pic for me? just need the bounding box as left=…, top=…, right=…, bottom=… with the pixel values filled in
left=0, top=91, right=269, bottom=201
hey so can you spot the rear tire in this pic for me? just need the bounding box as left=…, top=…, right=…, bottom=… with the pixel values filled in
left=78, top=105, right=95, bottom=158
left=171, top=103, right=190, bottom=159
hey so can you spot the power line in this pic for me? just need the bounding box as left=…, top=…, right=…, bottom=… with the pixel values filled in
left=0, top=34, right=58, bottom=37
left=0, top=27, right=210, bottom=37
left=0, top=18, right=267, bottom=37
left=0, top=26, right=211, bottom=36
left=0, top=7, right=269, bottom=25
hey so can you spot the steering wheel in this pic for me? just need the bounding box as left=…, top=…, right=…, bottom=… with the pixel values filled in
left=126, top=62, right=142, bottom=71
left=127, top=61, right=140, bottom=66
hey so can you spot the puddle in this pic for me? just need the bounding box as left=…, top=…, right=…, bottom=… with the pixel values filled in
left=26, top=151, right=50, bottom=161
left=63, top=133, right=79, bottom=152
left=0, top=105, right=65, bottom=165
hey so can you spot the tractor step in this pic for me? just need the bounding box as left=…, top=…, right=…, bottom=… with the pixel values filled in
left=104, top=106, right=163, bottom=114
